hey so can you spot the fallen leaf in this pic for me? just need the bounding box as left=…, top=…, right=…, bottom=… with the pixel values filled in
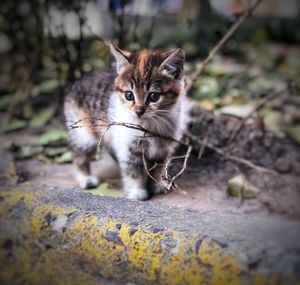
left=205, top=58, right=243, bottom=76
left=0, top=119, right=28, bottom=133
left=221, top=88, right=246, bottom=106
left=228, top=175, right=260, bottom=199
left=192, top=77, right=219, bottom=100
left=199, top=99, right=216, bottom=111
left=54, top=151, right=73, bottom=163
left=259, top=108, right=284, bottom=130
left=35, top=154, right=54, bottom=164
left=30, top=107, right=56, bottom=128
left=37, top=79, right=60, bottom=93
left=38, top=129, right=68, bottom=146
left=12, top=145, right=43, bottom=160
left=44, top=146, right=69, bottom=157
left=218, top=104, right=255, bottom=118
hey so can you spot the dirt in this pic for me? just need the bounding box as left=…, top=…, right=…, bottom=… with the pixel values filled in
left=182, top=106, right=300, bottom=218
left=1, top=106, right=300, bottom=220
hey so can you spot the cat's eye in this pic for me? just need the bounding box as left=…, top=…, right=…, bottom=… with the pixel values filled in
left=124, top=91, right=134, bottom=101
left=148, top=92, right=160, bottom=103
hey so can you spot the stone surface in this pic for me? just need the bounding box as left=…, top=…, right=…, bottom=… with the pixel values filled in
left=0, top=184, right=300, bottom=285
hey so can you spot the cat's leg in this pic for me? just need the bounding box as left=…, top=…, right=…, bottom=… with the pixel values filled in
left=73, top=149, right=99, bottom=189
left=111, top=129, right=148, bottom=200
left=118, top=154, right=149, bottom=201
left=123, top=174, right=148, bottom=201
left=67, top=125, right=100, bottom=189
left=65, top=100, right=100, bottom=189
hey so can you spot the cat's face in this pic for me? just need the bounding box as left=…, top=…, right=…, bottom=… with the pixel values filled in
left=110, top=45, right=185, bottom=120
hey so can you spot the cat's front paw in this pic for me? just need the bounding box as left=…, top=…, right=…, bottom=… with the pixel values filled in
left=126, top=188, right=149, bottom=201
left=78, top=175, right=100, bottom=189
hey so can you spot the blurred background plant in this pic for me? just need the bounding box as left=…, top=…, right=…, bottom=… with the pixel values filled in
left=0, top=0, right=300, bottom=162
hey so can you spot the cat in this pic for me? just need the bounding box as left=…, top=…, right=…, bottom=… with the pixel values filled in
left=64, top=44, right=188, bottom=200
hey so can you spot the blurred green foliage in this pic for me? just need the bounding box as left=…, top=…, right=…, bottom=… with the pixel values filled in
left=0, top=0, right=300, bottom=159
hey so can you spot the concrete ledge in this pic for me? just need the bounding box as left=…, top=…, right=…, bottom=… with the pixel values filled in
left=0, top=185, right=300, bottom=285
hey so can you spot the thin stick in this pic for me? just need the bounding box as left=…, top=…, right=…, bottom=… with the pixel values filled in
left=97, top=126, right=110, bottom=152
left=71, top=118, right=184, bottom=145
left=148, top=162, right=158, bottom=172
left=186, top=131, right=277, bottom=175
left=169, top=145, right=192, bottom=182
left=141, top=135, right=159, bottom=183
left=71, top=117, right=277, bottom=175
left=162, top=145, right=192, bottom=192
left=185, top=0, right=263, bottom=92
left=198, top=136, right=208, bottom=159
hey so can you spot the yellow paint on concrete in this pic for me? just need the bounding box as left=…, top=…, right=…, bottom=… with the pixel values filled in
left=0, top=190, right=107, bottom=285
left=0, top=189, right=291, bottom=285
left=58, top=216, right=280, bottom=285
left=30, top=204, right=76, bottom=235
left=0, top=190, right=37, bottom=217
left=198, top=239, right=243, bottom=285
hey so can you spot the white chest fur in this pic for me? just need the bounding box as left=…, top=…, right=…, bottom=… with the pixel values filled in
left=107, top=92, right=188, bottom=161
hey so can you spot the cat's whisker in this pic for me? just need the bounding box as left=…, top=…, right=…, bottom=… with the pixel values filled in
left=153, top=113, right=173, bottom=128
left=149, top=116, right=163, bottom=134
left=146, top=115, right=161, bottom=134
left=148, top=114, right=173, bottom=135
left=149, top=110, right=173, bottom=117
left=65, top=45, right=188, bottom=200
left=154, top=109, right=172, bottom=114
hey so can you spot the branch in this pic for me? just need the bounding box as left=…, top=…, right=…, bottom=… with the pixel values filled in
left=185, top=0, right=263, bottom=92
left=70, top=118, right=184, bottom=146
left=70, top=118, right=191, bottom=190
left=70, top=115, right=277, bottom=179
left=141, top=136, right=159, bottom=183
left=185, top=131, right=277, bottom=175
left=163, top=145, right=192, bottom=192
left=97, top=125, right=111, bottom=151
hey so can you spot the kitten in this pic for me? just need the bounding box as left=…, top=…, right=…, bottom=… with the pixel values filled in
left=64, top=44, right=188, bottom=200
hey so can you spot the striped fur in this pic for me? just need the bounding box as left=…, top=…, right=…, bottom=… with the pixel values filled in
left=64, top=45, right=188, bottom=200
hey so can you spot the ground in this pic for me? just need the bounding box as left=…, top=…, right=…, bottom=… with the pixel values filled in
left=1, top=41, right=300, bottom=284
left=1, top=104, right=300, bottom=219
left=1, top=157, right=300, bottom=284
left=2, top=42, right=300, bottom=219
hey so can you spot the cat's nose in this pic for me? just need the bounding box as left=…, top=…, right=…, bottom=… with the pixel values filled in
left=135, top=107, right=145, bottom=117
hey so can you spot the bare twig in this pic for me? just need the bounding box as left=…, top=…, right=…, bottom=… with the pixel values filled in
left=163, top=145, right=192, bottom=190
left=71, top=117, right=192, bottom=189
left=198, top=135, right=208, bottom=159
left=70, top=116, right=277, bottom=177
left=185, top=0, right=263, bottom=92
left=148, top=163, right=159, bottom=172
left=186, top=131, right=277, bottom=175
left=70, top=118, right=184, bottom=145
left=141, top=135, right=159, bottom=183
left=97, top=126, right=110, bottom=152
left=228, top=88, right=285, bottom=144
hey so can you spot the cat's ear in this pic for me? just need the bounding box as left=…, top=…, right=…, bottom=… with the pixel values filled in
left=159, top=48, right=185, bottom=80
left=110, top=44, right=131, bottom=74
